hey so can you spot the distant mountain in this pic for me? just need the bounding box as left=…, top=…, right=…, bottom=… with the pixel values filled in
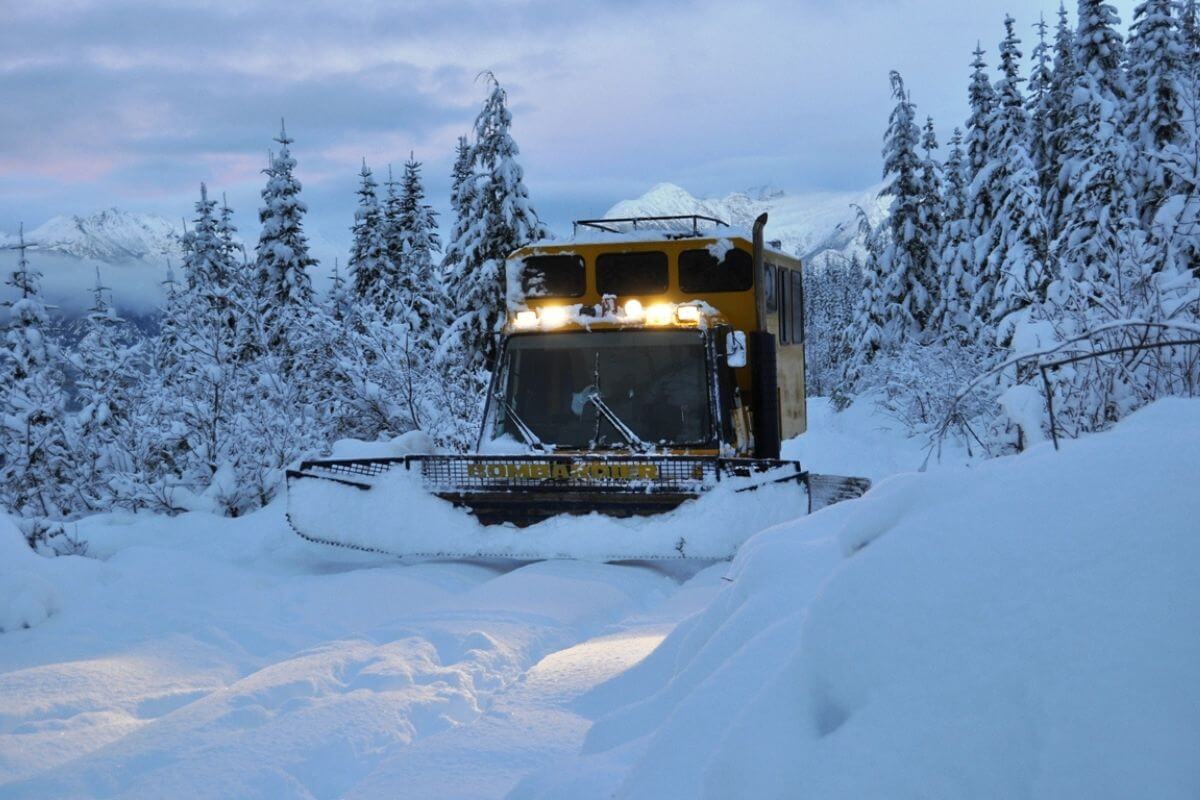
left=1, top=208, right=341, bottom=315
left=604, top=183, right=890, bottom=268
left=0, top=208, right=185, bottom=262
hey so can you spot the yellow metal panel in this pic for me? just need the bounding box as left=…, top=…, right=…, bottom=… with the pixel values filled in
left=507, top=238, right=808, bottom=445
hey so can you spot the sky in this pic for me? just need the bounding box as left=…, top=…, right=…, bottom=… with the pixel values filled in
left=0, top=0, right=1139, bottom=253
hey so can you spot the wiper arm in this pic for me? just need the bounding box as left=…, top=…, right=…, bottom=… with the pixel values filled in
left=496, top=394, right=545, bottom=452
left=585, top=389, right=648, bottom=452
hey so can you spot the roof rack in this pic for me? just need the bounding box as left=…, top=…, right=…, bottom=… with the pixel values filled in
left=572, top=214, right=730, bottom=237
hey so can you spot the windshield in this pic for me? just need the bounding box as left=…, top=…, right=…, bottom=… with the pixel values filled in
left=496, top=330, right=713, bottom=450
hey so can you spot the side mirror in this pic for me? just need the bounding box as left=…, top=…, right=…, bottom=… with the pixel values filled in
left=726, top=330, right=747, bottom=368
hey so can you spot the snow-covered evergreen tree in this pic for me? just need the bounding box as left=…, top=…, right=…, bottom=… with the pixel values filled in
left=255, top=120, right=317, bottom=359
left=327, top=257, right=351, bottom=324
left=1126, top=0, right=1188, bottom=225
left=395, top=154, right=446, bottom=342
left=1027, top=14, right=1055, bottom=185
left=0, top=225, right=73, bottom=523
left=173, top=185, right=253, bottom=512
left=839, top=205, right=890, bottom=400
left=1156, top=76, right=1200, bottom=277
left=1181, top=0, right=1200, bottom=82
left=976, top=16, right=1052, bottom=342
left=1045, top=3, right=1080, bottom=233
left=804, top=255, right=863, bottom=397
left=963, top=42, right=999, bottom=313
left=441, top=136, right=475, bottom=283
left=934, top=128, right=977, bottom=341
left=918, top=115, right=945, bottom=298
left=1054, top=0, right=1138, bottom=311
left=348, top=159, right=391, bottom=314
left=443, top=75, right=548, bottom=372
left=70, top=269, right=143, bottom=511
left=874, top=72, right=938, bottom=340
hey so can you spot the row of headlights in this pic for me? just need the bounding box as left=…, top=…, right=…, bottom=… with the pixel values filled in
left=512, top=300, right=702, bottom=330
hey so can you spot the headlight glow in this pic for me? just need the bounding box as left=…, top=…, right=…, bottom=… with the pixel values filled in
left=623, top=299, right=644, bottom=319
left=514, top=310, right=538, bottom=329
left=645, top=303, right=674, bottom=326
left=675, top=304, right=701, bottom=323
left=539, top=306, right=570, bottom=328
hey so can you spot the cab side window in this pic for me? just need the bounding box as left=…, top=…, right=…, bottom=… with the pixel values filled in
left=777, top=267, right=790, bottom=344
left=791, top=270, right=804, bottom=344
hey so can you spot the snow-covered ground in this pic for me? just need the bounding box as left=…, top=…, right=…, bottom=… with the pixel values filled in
left=3, top=398, right=1197, bottom=799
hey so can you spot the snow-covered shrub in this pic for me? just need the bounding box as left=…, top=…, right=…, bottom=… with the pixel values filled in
left=804, top=255, right=861, bottom=398
left=856, top=339, right=1003, bottom=455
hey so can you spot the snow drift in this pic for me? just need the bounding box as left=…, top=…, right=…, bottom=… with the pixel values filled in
left=514, top=398, right=1200, bottom=799
left=0, top=517, right=59, bottom=633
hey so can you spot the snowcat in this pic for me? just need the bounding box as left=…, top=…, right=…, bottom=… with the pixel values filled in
left=286, top=213, right=870, bottom=559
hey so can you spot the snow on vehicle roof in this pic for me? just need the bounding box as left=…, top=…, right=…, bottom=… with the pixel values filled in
left=515, top=227, right=796, bottom=261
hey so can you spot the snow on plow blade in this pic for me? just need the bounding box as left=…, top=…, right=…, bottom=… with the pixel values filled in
left=285, top=455, right=870, bottom=560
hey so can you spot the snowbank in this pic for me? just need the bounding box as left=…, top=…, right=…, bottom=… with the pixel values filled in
left=0, top=516, right=59, bottom=633
left=515, top=398, right=1200, bottom=799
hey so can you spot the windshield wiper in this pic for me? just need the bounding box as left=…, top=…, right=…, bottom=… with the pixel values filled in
left=584, top=389, right=648, bottom=452
left=496, top=393, right=545, bottom=452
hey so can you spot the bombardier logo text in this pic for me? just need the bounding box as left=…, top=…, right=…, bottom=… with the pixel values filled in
left=466, top=462, right=660, bottom=481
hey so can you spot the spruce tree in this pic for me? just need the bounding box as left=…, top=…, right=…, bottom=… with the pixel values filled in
left=443, top=75, right=548, bottom=372
left=934, top=128, right=976, bottom=341
left=153, top=260, right=184, bottom=376
left=873, top=72, right=936, bottom=341
left=963, top=44, right=998, bottom=293
left=168, top=185, right=257, bottom=515
left=1027, top=14, right=1055, bottom=185
left=255, top=120, right=317, bottom=355
left=839, top=206, right=889, bottom=398
left=348, top=159, right=391, bottom=314
left=70, top=269, right=143, bottom=510
left=395, top=154, right=446, bottom=342
left=1181, top=0, right=1200, bottom=81
left=1045, top=3, right=1080, bottom=233
left=977, top=16, right=1052, bottom=342
left=328, top=257, right=351, bottom=324
left=918, top=115, right=945, bottom=317
left=0, top=225, right=73, bottom=522
left=441, top=136, right=475, bottom=283
left=1055, top=0, right=1139, bottom=310
left=1126, top=0, right=1188, bottom=224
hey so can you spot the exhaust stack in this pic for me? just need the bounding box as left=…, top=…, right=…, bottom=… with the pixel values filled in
left=749, top=214, right=781, bottom=460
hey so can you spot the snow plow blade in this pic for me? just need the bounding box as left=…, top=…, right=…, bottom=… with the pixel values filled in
left=285, top=454, right=870, bottom=560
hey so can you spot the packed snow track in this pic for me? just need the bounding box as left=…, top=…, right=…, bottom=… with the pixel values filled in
left=4, top=398, right=1197, bottom=799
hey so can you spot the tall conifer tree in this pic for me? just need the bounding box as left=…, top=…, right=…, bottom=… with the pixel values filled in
left=1126, top=0, right=1188, bottom=224
left=443, top=75, right=548, bottom=372
left=0, top=225, right=72, bottom=522
left=255, top=120, right=317, bottom=356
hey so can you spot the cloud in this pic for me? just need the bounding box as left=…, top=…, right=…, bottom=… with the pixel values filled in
left=0, top=0, right=1141, bottom=259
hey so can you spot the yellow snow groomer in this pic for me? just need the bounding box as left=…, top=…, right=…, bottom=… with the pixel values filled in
left=287, top=214, right=869, bottom=558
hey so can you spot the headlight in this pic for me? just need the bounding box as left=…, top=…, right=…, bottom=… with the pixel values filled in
left=623, top=299, right=644, bottom=319
left=645, top=303, right=674, bottom=326
left=539, top=306, right=570, bottom=329
left=675, top=304, right=701, bottom=323
left=514, top=310, right=538, bottom=329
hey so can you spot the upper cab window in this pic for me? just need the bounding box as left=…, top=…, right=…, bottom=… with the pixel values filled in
left=764, top=263, right=778, bottom=312
left=679, top=247, right=753, bottom=293
left=519, top=254, right=586, bottom=298
left=596, top=251, right=669, bottom=295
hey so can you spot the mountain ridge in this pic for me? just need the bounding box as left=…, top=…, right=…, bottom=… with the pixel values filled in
left=604, top=182, right=889, bottom=268
left=1, top=208, right=185, bottom=262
